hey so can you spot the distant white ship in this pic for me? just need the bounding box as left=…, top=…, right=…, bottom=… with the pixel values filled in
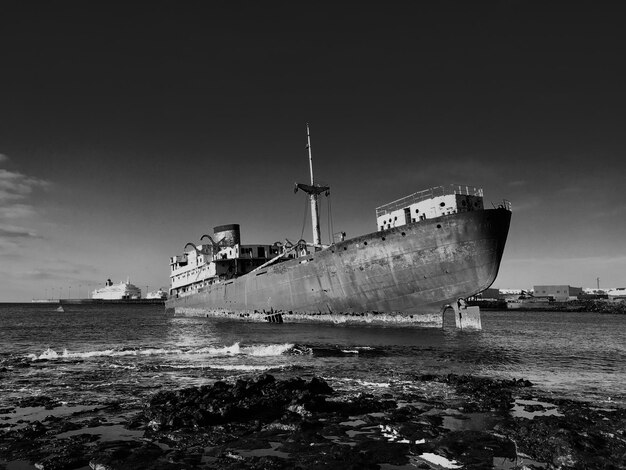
left=607, top=288, right=626, bottom=300
left=92, top=279, right=142, bottom=300
left=146, top=288, right=168, bottom=300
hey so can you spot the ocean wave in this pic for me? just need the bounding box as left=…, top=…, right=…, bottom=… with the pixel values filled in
left=204, top=364, right=286, bottom=371
left=107, top=363, right=137, bottom=370
left=286, top=344, right=313, bottom=355
left=192, top=343, right=241, bottom=355
left=310, top=346, right=383, bottom=357
left=26, top=342, right=297, bottom=361
left=330, top=377, right=392, bottom=389
left=243, top=343, right=294, bottom=356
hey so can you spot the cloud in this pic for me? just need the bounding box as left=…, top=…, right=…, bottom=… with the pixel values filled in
left=17, top=264, right=100, bottom=285
left=0, top=225, right=39, bottom=239
left=0, top=169, right=50, bottom=203
left=0, top=168, right=51, bottom=241
left=0, top=166, right=50, bottom=252
left=18, top=269, right=63, bottom=281
left=0, top=203, right=37, bottom=219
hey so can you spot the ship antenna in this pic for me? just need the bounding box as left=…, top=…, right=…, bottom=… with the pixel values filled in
left=307, top=123, right=314, bottom=186
left=294, top=123, right=330, bottom=246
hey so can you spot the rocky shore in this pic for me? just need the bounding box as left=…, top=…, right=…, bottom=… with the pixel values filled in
left=1, top=373, right=624, bottom=470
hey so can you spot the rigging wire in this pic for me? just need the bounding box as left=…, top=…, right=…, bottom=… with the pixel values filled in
left=327, top=193, right=334, bottom=244
left=300, top=194, right=309, bottom=241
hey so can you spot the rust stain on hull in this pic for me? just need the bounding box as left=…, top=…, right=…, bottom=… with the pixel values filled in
left=166, top=208, right=511, bottom=324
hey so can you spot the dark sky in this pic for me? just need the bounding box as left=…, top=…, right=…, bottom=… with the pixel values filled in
left=1, top=0, right=625, bottom=300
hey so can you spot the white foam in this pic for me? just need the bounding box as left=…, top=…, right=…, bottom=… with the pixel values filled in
left=418, top=453, right=463, bottom=469
left=205, top=364, right=284, bottom=371
left=358, top=380, right=391, bottom=388
left=29, top=348, right=59, bottom=360
left=243, top=343, right=294, bottom=357
left=341, top=350, right=359, bottom=354
left=166, top=364, right=208, bottom=369
left=26, top=342, right=297, bottom=362
left=194, top=343, right=241, bottom=356
left=107, top=363, right=137, bottom=369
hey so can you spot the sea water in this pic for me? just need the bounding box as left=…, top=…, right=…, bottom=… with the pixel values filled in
left=0, top=303, right=624, bottom=410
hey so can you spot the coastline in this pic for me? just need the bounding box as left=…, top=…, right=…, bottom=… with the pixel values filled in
left=1, top=372, right=624, bottom=469
left=29, top=299, right=165, bottom=305
left=471, top=299, right=626, bottom=314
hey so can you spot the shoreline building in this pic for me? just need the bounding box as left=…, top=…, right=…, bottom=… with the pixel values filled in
left=533, top=285, right=582, bottom=302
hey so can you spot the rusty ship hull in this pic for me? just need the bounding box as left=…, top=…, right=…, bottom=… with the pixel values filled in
left=165, top=207, right=511, bottom=325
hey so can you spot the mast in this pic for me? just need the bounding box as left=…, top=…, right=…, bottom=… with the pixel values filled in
left=307, top=124, right=321, bottom=245
left=294, top=123, right=329, bottom=246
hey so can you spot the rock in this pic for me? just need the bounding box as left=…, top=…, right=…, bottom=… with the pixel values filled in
left=17, top=396, right=59, bottom=409
left=144, top=374, right=334, bottom=431
left=88, top=440, right=173, bottom=470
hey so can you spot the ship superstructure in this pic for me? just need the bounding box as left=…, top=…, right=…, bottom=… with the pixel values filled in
left=92, top=279, right=142, bottom=300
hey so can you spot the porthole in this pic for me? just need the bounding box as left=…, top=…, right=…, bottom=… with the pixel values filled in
left=439, top=202, right=445, bottom=207
left=343, top=247, right=347, bottom=251
left=415, top=208, right=419, bottom=213
left=437, top=224, right=441, bottom=228
left=364, top=241, right=368, bottom=246
left=381, top=237, right=386, bottom=241
left=401, top=232, right=406, bottom=236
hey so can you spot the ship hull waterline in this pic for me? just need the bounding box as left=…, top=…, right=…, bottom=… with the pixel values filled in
left=165, top=208, right=511, bottom=326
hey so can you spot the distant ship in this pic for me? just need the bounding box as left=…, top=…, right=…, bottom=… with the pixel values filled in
left=607, top=288, right=626, bottom=300
left=92, top=279, right=142, bottom=300
left=165, top=126, right=512, bottom=326
left=146, top=288, right=168, bottom=300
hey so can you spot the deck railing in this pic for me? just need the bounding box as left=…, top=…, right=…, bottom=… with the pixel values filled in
left=376, top=185, right=483, bottom=217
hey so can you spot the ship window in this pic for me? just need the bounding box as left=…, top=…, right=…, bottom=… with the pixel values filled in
left=439, top=202, right=445, bottom=207
left=437, top=224, right=441, bottom=228
left=415, top=208, right=419, bottom=213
